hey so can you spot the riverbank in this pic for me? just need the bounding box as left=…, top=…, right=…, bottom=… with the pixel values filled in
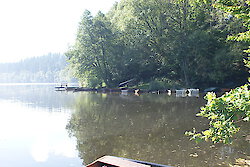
left=55, top=85, right=232, bottom=96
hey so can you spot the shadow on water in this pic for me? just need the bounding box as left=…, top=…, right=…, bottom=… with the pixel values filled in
left=66, top=92, right=250, bottom=167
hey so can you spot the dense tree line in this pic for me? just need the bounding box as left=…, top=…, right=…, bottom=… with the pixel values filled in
left=66, top=0, right=249, bottom=89
left=186, top=0, right=249, bottom=144
left=0, top=53, right=72, bottom=83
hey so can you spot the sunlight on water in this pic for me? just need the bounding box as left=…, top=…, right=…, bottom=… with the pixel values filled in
left=0, top=100, right=82, bottom=167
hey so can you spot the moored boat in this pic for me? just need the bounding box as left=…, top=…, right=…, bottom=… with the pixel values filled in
left=86, top=156, right=172, bottom=167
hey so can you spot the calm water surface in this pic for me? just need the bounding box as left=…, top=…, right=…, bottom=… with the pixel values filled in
left=0, top=84, right=249, bottom=167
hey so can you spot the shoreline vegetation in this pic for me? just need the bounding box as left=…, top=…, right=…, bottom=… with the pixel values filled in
left=65, top=0, right=248, bottom=91
left=55, top=83, right=231, bottom=95
left=0, top=53, right=77, bottom=83
left=66, top=0, right=249, bottom=148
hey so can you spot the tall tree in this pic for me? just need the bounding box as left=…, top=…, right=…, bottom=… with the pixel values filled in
left=67, top=11, right=118, bottom=87
left=186, top=0, right=250, bottom=144
left=67, top=0, right=248, bottom=88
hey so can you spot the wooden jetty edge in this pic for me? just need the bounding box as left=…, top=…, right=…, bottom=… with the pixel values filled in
left=86, top=156, right=172, bottom=167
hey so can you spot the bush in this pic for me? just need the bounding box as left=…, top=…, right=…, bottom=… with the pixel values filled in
left=185, top=84, right=250, bottom=144
left=148, top=78, right=181, bottom=91
left=87, top=76, right=102, bottom=88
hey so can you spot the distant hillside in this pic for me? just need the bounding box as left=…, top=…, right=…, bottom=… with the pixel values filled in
left=0, top=53, right=75, bottom=83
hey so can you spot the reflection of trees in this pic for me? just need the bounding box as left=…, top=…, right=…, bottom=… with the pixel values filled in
left=67, top=93, right=250, bottom=166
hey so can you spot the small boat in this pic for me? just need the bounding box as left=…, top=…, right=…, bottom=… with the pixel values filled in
left=55, top=83, right=68, bottom=91
left=55, top=86, right=66, bottom=91
left=65, top=86, right=79, bottom=91
left=86, top=156, right=172, bottom=167
left=55, top=83, right=80, bottom=91
left=119, top=79, right=135, bottom=87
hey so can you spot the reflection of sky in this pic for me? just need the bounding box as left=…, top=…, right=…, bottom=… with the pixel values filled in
left=0, top=84, right=78, bottom=110
left=0, top=100, right=82, bottom=167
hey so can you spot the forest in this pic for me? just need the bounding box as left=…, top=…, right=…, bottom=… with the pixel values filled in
left=0, top=53, right=72, bottom=83
left=66, top=0, right=249, bottom=90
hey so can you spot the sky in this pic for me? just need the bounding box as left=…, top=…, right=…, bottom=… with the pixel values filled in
left=0, top=0, right=119, bottom=63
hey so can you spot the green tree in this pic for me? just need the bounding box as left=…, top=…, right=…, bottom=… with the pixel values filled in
left=107, top=0, right=247, bottom=87
left=66, top=0, right=248, bottom=88
left=186, top=0, right=250, bottom=144
left=66, top=11, right=117, bottom=87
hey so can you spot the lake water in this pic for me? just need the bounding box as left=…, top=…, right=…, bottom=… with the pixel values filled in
left=0, top=84, right=249, bottom=167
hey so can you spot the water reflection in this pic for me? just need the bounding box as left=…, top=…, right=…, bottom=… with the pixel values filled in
left=0, top=85, right=248, bottom=167
left=67, top=92, right=250, bottom=167
left=0, top=84, right=82, bottom=167
left=0, top=84, right=77, bottom=110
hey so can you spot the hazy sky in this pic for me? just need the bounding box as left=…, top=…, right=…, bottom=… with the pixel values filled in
left=0, top=0, right=119, bottom=63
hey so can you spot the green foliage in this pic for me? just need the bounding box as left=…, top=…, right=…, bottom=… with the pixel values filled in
left=214, top=0, right=250, bottom=58
left=186, top=84, right=250, bottom=144
left=148, top=80, right=165, bottom=91
left=0, top=53, right=70, bottom=83
left=66, top=11, right=110, bottom=86
left=86, top=75, right=102, bottom=88
left=66, top=0, right=248, bottom=88
left=186, top=0, right=250, bottom=144
left=148, top=78, right=181, bottom=91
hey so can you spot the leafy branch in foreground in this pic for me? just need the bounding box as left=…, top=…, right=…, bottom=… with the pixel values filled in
left=186, top=0, right=250, bottom=145
left=186, top=84, right=250, bottom=144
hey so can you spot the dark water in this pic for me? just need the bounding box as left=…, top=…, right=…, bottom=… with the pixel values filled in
left=0, top=84, right=249, bottom=167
